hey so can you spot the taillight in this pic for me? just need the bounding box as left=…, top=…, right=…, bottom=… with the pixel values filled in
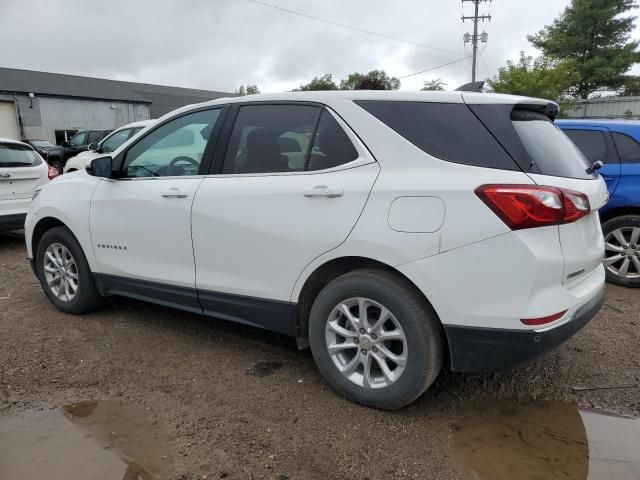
left=521, top=310, right=567, bottom=326
left=475, top=184, right=591, bottom=230
left=48, top=165, right=59, bottom=180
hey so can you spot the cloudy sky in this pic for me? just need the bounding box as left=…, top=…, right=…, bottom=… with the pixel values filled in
left=1, top=0, right=639, bottom=93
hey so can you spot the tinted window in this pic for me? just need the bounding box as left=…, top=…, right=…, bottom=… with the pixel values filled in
left=223, top=105, right=320, bottom=174
left=0, top=143, right=42, bottom=167
left=612, top=132, right=640, bottom=163
left=69, top=132, right=87, bottom=147
left=122, top=109, right=220, bottom=178
left=101, top=129, right=132, bottom=153
left=356, top=101, right=517, bottom=170
left=563, top=129, right=607, bottom=163
left=87, top=131, right=103, bottom=144
left=511, top=110, right=593, bottom=179
left=308, top=110, right=359, bottom=171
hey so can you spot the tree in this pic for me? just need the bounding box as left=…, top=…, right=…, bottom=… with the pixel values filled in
left=339, top=70, right=401, bottom=90
left=421, top=78, right=447, bottom=91
left=236, top=84, right=260, bottom=95
left=486, top=52, right=578, bottom=100
left=528, top=0, right=640, bottom=98
left=295, top=74, right=339, bottom=91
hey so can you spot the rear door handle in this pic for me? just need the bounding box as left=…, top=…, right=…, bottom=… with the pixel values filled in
left=303, top=186, right=344, bottom=198
left=161, top=188, right=189, bottom=198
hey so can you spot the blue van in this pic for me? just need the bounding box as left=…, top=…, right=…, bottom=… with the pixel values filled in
left=557, top=119, right=640, bottom=287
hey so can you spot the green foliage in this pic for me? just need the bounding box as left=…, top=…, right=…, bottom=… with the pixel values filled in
left=295, top=74, right=339, bottom=91
left=486, top=53, right=579, bottom=114
left=236, top=84, right=261, bottom=95
left=528, top=0, right=640, bottom=98
left=421, top=78, right=447, bottom=91
left=339, top=70, right=401, bottom=90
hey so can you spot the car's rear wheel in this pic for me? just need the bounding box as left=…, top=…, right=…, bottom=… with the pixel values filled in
left=603, top=215, right=640, bottom=288
left=36, top=226, right=103, bottom=313
left=309, top=269, right=444, bottom=410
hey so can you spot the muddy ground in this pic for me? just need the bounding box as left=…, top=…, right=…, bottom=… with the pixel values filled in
left=0, top=231, right=638, bottom=479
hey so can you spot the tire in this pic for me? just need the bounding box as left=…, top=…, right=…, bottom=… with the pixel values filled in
left=602, top=215, right=640, bottom=288
left=308, top=269, right=444, bottom=410
left=49, top=158, right=63, bottom=175
left=36, top=226, right=103, bottom=313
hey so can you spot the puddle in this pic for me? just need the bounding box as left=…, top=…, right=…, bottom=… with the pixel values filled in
left=452, top=401, right=640, bottom=480
left=247, top=361, right=283, bottom=377
left=0, top=400, right=172, bottom=480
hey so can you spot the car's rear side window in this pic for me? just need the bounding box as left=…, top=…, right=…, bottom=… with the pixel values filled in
left=355, top=100, right=518, bottom=170
left=612, top=132, right=640, bottom=163
left=562, top=129, right=608, bottom=164
left=511, top=110, right=593, bottom=179
left=0, top=143, right=42, bottom=167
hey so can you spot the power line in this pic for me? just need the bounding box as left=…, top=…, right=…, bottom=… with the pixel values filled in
left=247, top=0, right=459, bottom=55
left=399, top=56, right=472, bottom=79
left=461, top=0, right=491, bottom=82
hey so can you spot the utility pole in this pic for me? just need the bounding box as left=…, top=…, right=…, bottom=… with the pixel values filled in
left=462, top=0, right=491, bottom=82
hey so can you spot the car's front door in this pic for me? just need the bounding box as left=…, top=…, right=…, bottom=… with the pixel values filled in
left=90, top=107, right=224, bottom=306
left=191, top=104, right=379, bottom=333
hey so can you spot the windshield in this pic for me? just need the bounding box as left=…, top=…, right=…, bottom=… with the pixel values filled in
left=0, top=143, right=42, bottom=167
left=511, top=110, right=595, bottom=179
left=30, top=140, right=55, bottom=148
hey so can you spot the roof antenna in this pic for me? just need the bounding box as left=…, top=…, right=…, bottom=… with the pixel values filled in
left=455, top=81, right=485, bottom=92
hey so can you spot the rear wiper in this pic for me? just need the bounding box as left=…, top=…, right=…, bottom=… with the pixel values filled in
left=586, top=160, right=604, bottom=175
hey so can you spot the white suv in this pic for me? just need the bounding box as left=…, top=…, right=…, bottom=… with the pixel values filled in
left=25, top=91, right=607, bottom=409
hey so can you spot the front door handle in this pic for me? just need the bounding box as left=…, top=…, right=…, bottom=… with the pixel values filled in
left=303, top=186, right=344, bottom=198
left=161, top=188, right=189, bottom=198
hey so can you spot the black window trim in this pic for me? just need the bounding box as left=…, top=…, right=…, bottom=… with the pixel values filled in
left=111, top=104, right=230, bottom=179
left=207, top=100, right=372, bottom=176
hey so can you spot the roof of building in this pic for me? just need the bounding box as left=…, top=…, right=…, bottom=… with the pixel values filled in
left=0, top=67, right=233, bottom=115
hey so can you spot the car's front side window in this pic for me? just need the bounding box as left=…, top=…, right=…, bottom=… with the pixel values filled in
left=69, top=132, right=87, bottom=147
left=122, top=109, right=221, bottom=178
left=87, top=131, right=103, bottom=144
left=101, top=129, right=132, bottom=153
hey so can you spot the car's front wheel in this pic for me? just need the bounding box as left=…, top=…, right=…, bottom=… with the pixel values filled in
left=309, top=269, right=444, bottom=410
left=36, top=226, right=103, bottom=313
left=603, top=215, right=640, bottom=288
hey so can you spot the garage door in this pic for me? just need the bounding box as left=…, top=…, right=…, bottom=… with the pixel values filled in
left=0, top=101, right=20, bottom=140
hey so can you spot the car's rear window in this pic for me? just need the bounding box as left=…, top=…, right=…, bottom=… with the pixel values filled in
left=511, top=110, right=594, bottom=179
left=0, top=143, right=42, bottom=168
left=355, top=100, right=518, bottom=171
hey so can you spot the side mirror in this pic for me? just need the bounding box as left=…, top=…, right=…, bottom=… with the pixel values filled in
left=61, top=141, right=69, bottom=148
left=86, top=156, right=114, bottom=178
left=87, top=142, right=98, bottom=151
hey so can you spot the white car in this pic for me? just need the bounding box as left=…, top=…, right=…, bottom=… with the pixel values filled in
left=24, top=91, right=607, bottom=409
left=63, top=120, right=155, bottom=174
left=0, top=138, right=52, bottom=232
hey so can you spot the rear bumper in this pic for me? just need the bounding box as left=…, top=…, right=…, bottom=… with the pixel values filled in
left=445, top=284, right=605, bottom=372
left=0, top=213, right=27, bottom=232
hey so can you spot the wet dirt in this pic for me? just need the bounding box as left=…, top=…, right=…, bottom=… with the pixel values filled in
left=0, top=400, right=172, bottom=480
left=452, top=400, right=640, bottom=480
left=1, top=231, right=640, bottom=479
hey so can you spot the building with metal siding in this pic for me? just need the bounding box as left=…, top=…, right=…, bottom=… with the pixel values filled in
left=564, top=96, right=640, bottom=120
left=0, top=67, right=233, bottom=143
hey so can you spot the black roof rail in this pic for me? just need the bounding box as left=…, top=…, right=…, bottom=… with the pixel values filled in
left=455, top=81, right=485, bottom=93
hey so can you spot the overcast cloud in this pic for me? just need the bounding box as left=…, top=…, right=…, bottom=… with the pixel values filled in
left=1, top=0, right=639, bottom=93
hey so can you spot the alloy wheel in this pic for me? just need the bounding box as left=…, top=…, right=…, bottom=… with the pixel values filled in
left=43, top=243, right=79, bottom=301
left=325, top=297, right=408, bottom=389
left=604, top=227, right=640, bottom=279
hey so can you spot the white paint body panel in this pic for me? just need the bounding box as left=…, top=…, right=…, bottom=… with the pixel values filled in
left=387, top=197, right=445, bottom=233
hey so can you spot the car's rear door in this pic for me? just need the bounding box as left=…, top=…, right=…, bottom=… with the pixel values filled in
left=562, top=127, right=621, bottom=194
left=609, top=130, right=640, bottom=207
left=191, top=103, right=379, bottom=333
